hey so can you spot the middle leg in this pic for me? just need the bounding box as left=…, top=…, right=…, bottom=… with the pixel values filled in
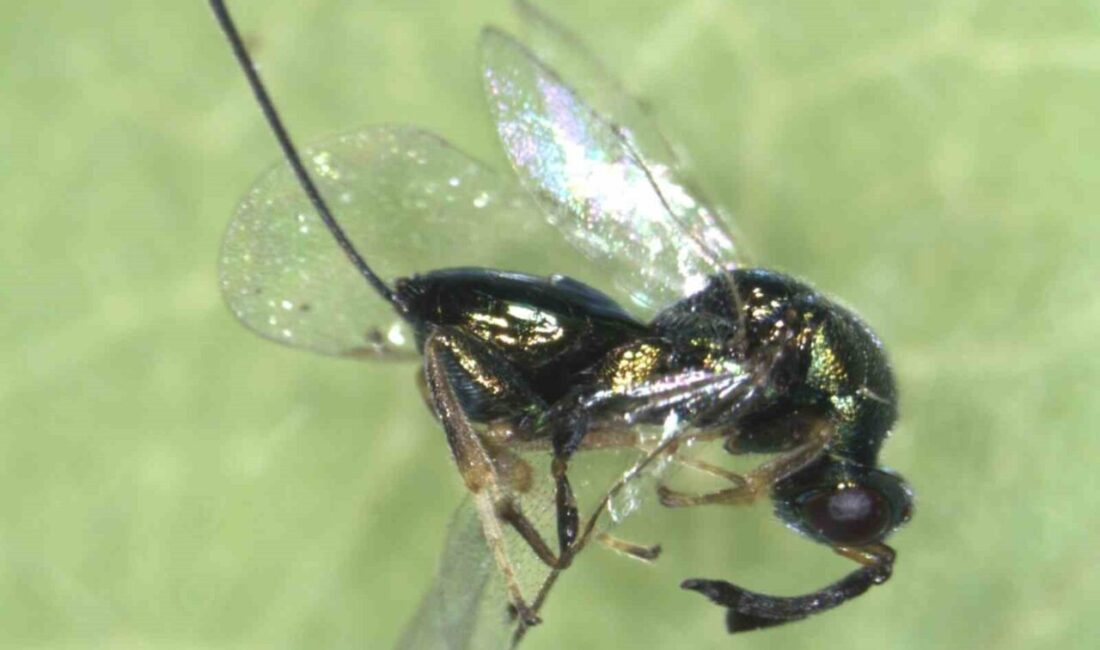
left=657, top=422, right=835, bottom=508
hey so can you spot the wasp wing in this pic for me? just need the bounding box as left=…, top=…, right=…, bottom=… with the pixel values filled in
left=220, top=125, right=617, bottom=360
left=480, top=19, right=742, bottom=318
left=513, top=0, right=712, bottom=194
left=394, top=499, right=511, bottom=650
left=395, top=453, right=564, bottom=650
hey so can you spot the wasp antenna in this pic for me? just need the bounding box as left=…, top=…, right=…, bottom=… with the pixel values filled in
left=681, top=548, right=894, bottom=633
left=210, top=0, right=399, bottom=308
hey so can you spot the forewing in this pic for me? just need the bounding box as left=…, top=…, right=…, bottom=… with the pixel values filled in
left=514, top=0, right=695, bottom=178
left=480, top=23, right=740, bottom=317
left=221, top=125, right=615, bottom=359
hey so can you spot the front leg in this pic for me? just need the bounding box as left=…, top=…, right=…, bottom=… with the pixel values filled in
left=657, top=423, right=834, bottom=508
left=422, top=327, right=558, bottom=624
left=541, top=362, right=759, bottom=559
left=682, top=543, right=896, bottom=632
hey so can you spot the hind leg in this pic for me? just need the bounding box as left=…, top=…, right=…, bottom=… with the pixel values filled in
left=422, top=326, right=559, bottom=623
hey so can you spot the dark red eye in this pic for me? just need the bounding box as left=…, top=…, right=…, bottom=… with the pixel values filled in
left=801, top=485, right=891, bottom=546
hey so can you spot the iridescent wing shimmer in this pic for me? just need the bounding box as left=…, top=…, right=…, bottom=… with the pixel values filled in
left=513, top=0, right=736, bottom=229
left=220, top=126, right=616, bottom=359
left=481, top=18, right=741, bottom=317
left=513, top=0, right=713, bottom=195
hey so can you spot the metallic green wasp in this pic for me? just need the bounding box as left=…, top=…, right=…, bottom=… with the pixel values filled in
left=211, top=1, right=913, bottom=646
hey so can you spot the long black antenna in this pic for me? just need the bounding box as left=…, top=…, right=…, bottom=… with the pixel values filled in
left=681, top=546, right=894, bottom=632
left=210, top=0, right=398, bottom=307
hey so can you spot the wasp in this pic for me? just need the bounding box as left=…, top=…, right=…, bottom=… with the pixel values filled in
left=211, top=0, right=913, bottom=642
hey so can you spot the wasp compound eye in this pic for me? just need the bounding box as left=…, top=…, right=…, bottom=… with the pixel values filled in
left=800, top=485, right=891, bottom=546
left=773, top=458, right=912, bottom=546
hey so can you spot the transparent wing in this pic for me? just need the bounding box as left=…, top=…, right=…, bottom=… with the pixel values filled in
left=394, top=499, right=511, bottom=650
left=481, top=19, right=741, bottom=317
left=395, top=451, right=652, bottom=650
left=513, top=0, right=709, bottom=188
left=220, top=125, right=618, bottom=360
left=396, top=454, right=562, bottom=650
left=514, top=0, right=734, bottom=225
left=513, top=0, right=745, bottom=259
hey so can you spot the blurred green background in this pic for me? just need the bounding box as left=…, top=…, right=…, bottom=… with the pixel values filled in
left=4, top=0, right=1099, bottom=648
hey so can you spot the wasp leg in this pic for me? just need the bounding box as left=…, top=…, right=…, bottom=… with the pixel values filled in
left=657, top=428, right=832, bottom=508
left=416, top=347, right=541, bottom=496
left=542, top=364, right=756, bottom=559
left=595, top=532, right=662, bottom=563
left=423, top=327, right=559, bottom=566
left=682, top=543, right=895, bottom=632
left=422, top=327, right=559, bottom=624
left=551, top=457, right=580, bottom=563
left=672, top=456, right=748, bottom=484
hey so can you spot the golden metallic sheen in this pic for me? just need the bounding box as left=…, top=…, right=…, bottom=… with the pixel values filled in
left=808, top=327, right=846, bottom=395
left=464, top=303, right=566, bottom=355
left=602, top=342, right=663, bottom=393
